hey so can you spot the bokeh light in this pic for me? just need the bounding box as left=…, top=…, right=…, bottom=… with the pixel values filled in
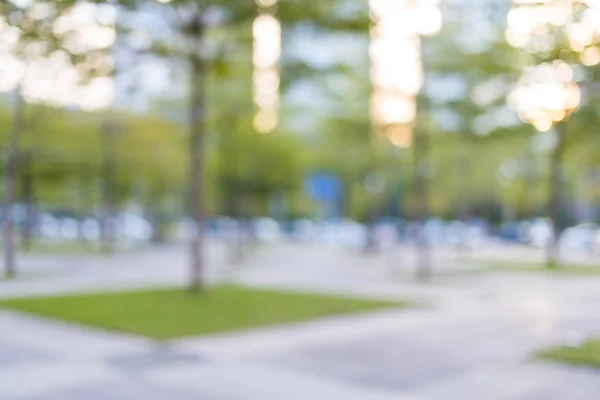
left=253, top=1, right=280, bottom=134
left=0, top=1, right=116, bottom=111
left=505, top=0, right=599, bottom=132
left=508, top=62, right=581, bottom=131
left=369, top=0, right=442, bottom=148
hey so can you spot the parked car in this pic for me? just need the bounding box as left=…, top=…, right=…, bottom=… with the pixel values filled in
left=291, top=219, right=317, bottom=243
left=559, top=223, right=600, bottom=253
left=81, top=218, right=100, bottom=241
left=498, top=221, right=521, bottom=242
left=338, top=220, right=368, bottom=249
left=253, top=217, right=282, bottom=243
left=526, top=218, right=553, bottom=248
left=446, top=220, right=467, bottom=245
left=117, top=213, right=153, bottom=242
left=38, top=213, right=61, bottom=239
left=59, top=217, right=79, bottom=240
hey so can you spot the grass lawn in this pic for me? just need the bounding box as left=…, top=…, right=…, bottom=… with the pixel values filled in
left=537, top=339, right=600, bottom=369
left=15, top=241, right=147, bottom=255
left=18, top=241, right=101, bottom=255
left=1, top=274, right=46, bottom=282
left=0, top=286, right=407, bottom=339
left=451, top=261, right=600, bottom=276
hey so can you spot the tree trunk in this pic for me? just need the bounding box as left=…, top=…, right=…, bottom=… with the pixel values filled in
left=457, top=137, right=471, bottom=248
left=188, top=14, right=207, bottom=292
left=365, top=192, right=381, bottom=253
left=100, top=123, right=118, bottom=255
left=414, top=101, right=431, bottom=281
left=77, top=166, right=91, bottom=242
left=149, top=199, right=168, bottom=244
left=546, top=122, right=567, bottom=269
left=524, top=150, right=538, bottom=220
left=21, top=169, right=35, bottom=253
left=222, top=108, right=245, bottom=266
left=3, top=88, right=24, bottom=278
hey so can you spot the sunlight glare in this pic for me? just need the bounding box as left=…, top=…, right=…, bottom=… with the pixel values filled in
left=369, top=0, right=441, bottom=143
left=253, top=2, right=280, bottom=134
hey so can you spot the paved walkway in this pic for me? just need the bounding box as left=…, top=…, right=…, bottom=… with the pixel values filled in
left=1, top=243, right=600, bottom=399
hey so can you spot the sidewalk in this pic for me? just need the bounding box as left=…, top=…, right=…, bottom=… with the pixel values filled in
left=2, top=293, right=600, bottom=400
left=2, top=244, right=600, bottom=399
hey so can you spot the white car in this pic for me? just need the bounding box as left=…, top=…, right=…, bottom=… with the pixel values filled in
left=527, top=218, right=553, bottom=248
left=292, top=219, right=316, bottom=243
left=119, top=213, right=153, bottom=242
left=38, top=213, right=61, bottom=239
left=424, top=219, right=447, bottom=244
left=559, top=223, right=600, bottom=253
left=337, top=220, right=368, bottom=249
left=81, top=218, right=101, bottom=241
left=59, top=217, right=80, bottom=240
left=464, top=224, right=487, bottom=248
left=253, top=218, right=282, bottom=243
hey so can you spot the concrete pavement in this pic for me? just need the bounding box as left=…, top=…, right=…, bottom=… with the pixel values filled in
left=1, top=243, right=600, bottom=399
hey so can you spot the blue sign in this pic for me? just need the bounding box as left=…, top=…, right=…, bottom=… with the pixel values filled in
left=305, top=173, right=341, bottom=202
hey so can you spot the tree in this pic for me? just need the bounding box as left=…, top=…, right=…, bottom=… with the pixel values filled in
left=115, top=0, right=371, bottom=291
left=504, top=1, right=600, bottom=268
left=0, top=0, right=115, bottom=276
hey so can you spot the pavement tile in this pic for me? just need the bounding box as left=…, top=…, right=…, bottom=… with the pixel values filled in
left=0, top=361, right=120, bottom=399
left=13, top=379, right=221, bottom=400
left=146, top=361, right=420, bottom=400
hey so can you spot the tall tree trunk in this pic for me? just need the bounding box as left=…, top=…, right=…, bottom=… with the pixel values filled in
left=99, top=121, right=118, bottom=255
left=546, top=122, right=567, bottom=269
left=188, top=14, right=207, bottom=292
left=149, top=190, right=168, bottom=245
left=3, top=88, right=24, bottom=278
left=218, top=107, right=245, bottom=265
left=231, top=115, right=245, bottom=265
left=365, top=180, right=383, bottom=254
left=525, top=150, right=538, bottom=220
left=414, top=101, right=431, bottom=281
left=77, top=165, right=91, bottom=242
left=21, top=167, right=34, bottom=253
left=457, top=136, right=471, bottom=248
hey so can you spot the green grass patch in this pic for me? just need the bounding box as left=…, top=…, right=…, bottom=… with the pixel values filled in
left=0, top=286, right=407, bottom=339
left=16, top=241, right=149, bottom=256
left=450, top=261, right=600, bottom=276
left=19, top=241, right=101, bottom=255
left=537, top=339, right=600, bottom=369
left=0, top=271, right=52, bottom=282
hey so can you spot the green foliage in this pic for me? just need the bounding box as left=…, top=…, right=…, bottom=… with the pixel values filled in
left=3, top=0, right=600, bottom=225
left=0, top=105, right=186, bottom=212
left=208, top=112, right=306, bottom=215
